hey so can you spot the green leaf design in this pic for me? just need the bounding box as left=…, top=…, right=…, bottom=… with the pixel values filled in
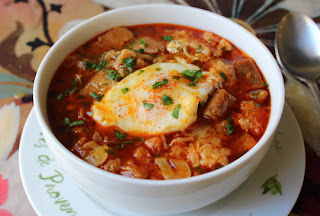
left=261, top=174, right=282, bottom=195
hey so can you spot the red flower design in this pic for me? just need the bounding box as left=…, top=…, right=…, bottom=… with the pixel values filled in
left=0, top=175, right=8, bottom=206
left=0, top=209, right=13, bottom=216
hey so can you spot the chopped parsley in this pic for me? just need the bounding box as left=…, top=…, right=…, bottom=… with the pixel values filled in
left=264, top=82, right=269, bottom=88
left=121, top=88, right=129, bottom=93
left=225, top=124, right=235, bottom=136
left=219, top=72, right=228, bottom=81
left=63, top=117, right=71, bottom=125
left=156, top=68, right=161, bottom=71
left=105, top=149, right=116, bottom=155
left=71, top=78, right=78, bottom=85
left=100, top=51, right=108, bottom=61
left=106, top=70, right=120, bottom=81
left=196, top=45, right=202, bottom=53
left=152, top=153, right=161, bottom=158
left=134, top=48, right=144, bottom=53
left=122, top=57, right=136, bottom=71
left=173, top=76, right=180, bottom=80
left=250, top=91, right=260, bottom=99
left=138, top=69, right=144, bottom=75
left=221, top=46, right=226, bottom=51
left=225, top=116, right=235, bottom=136
left=261, top=175, right=282, bottom=195
left=84, top=61, right=96, bottom=70
left=255, top=102, right=262, bottom=108
left=162, top=35, right=173, bottom=41
left=152, top=79, right=168, bottom=89
left=56, top=93, right=63, bottom=100
left=89, top=92, right=103, bottom=101
left=188, top=82, right=196, bottom=87
left=138, top=38, right=146, bottom=47
left=172, top=104, right=180, bottom=119
left=64, top=88, right=74, bottom=95
left=69, top=120, right=85, bottom=127
left=96, top=61, right=107, bottom=71
left=180, top=69, right=202, bottom=86
left=143, top=100, right=154, bottom=110
left=161, top=94, right=173, bottom=105
left=114, top=130, right=126, bottom=140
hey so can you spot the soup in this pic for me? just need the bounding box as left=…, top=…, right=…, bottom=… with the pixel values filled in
left=47, top=24, right=270, bottom=180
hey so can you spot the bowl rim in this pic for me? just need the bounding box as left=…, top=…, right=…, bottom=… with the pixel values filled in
left=33, top=4, right=285, bottom=186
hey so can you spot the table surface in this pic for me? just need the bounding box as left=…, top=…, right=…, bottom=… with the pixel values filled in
left=0, top=0, right=319, bottom=216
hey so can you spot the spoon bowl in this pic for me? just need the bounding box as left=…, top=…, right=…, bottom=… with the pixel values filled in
left=276, top=12, right=320, bottom=110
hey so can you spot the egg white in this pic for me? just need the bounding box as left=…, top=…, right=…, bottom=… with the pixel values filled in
left=91, top=63, right=218, bottom=135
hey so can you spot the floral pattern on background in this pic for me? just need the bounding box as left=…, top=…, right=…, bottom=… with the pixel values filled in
left=0, top=0, right=319, bottom=215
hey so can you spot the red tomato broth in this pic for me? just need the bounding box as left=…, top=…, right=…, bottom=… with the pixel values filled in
left=47, top=23, right=270, bottom=180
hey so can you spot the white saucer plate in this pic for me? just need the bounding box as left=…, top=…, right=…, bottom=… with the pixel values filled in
left=19, top=103, right=305, bottom=216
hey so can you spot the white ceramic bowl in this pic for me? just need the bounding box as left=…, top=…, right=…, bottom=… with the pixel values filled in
left=33, top=4, right=284, bottom=215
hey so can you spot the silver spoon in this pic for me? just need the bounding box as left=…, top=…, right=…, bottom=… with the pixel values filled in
left=275, top=12, right=320, bottom=112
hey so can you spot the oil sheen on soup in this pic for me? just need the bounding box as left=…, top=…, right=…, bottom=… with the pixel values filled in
left=47, top=24, right=270, bottom=180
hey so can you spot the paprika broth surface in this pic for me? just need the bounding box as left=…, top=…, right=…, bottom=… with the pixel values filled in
left=47, top=24, right=270, bottom=180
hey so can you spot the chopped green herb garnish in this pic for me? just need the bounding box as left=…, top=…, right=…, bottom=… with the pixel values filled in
left=188, top=82, right=196, bottom=87
left=225, top=124, right=235, bottom=136
left=63, top=117, right=71, bottom=125
left=152, top=153, right=161, bottom=158
left=64, top=88, right=74, bottom=95
left=226, top=116, right=234, bottom=125
left=219, top=72, right=228, bottom=81
left=264, top=82, right=269, bottom=87
left=180, top=69, right=202, bottom=86
left=255, top=102, right=262, bottom=108
left=138, top=69, right=144, bottom=75
left=162, top=35, right=173, bottom=41
left=133, top=137, right=144, bottom=143
left=181, top=69, right=196, bottom=78
left=96, top=61, right=107, bottom=71
left=134, top=48, right=144, bottom=53
left=56, top=93, right=63, bottom=100
left=196, top=45, right=202, bottom=53
left=122, top=57, right=136, bottom=70
left=250, top=91, right=260, bottom=99
left=152, top=79, right=168, bottom=89
left=84, top=61, right=96, bottom=70
left=138, top=38, right=146, bottom=47
left=89, top=92, right=103, bottom=101
left=172, top=104, right=180, bottom=119
left=121, top=88, right=129, bottom=93
left=129, top=41, right=136, bottom=48
left=221, top=46, right=226, bottom=51
left=173, top=76, right=180, bottom=80
left=71, top=78, right=78, bottom=85
left=122, top=141, right=134, bottom=144
left=100, top=51, right=108, bottom=61
left=106, top=70, right=120, bottom=81
left=69, top=120, right=85, bottom=127
left=156, top=68, right=161, bottom=71
left=261, top=175, right=282, bottom=195
left=105, top=149, right=116, bottom=155
left=162, top=94, right=173, bottom=105
left=200, top=169, right=205, bottom=174
left=143, top=100, right=154, bottom=110
left=195, top=166, right=201, bottom=170
left=114, top=130, right=126, bottom=140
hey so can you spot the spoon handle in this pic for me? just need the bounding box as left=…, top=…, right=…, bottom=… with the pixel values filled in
left=306, top=79, right=320, bottom=112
